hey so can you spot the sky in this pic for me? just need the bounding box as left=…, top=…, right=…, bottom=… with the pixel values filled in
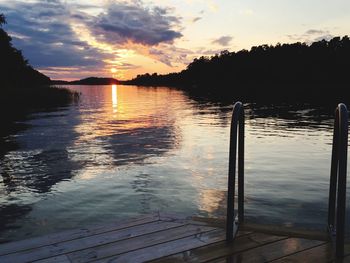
left=1, top=0, right=350, bottom=81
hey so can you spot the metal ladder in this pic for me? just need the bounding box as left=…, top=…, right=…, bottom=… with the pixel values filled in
left=328, top=103, right=348, bottom=258
left=226, top=101, right=349, bottom=258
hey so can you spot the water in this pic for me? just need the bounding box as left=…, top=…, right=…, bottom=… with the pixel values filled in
left=0, top=85, right=348, bottom=242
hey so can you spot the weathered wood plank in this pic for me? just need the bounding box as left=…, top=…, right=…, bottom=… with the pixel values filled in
left=0, top=220, right=184, bottom=263
left=271, top=243, right=333, bottom=263
left=67, top=224, right=217, bottom=263
left=159, top=214, right=218, bottom=227
left=342, top=243, right=350, bottom=262
left=208, top=238, right=325, bottom=263
left=188, top=216, right=226, bottom=228
left=151, top=232, right=286, bottom=263
left=93, top=229, right=226, bottom=263
left=0, top=213, right=332, bottom=263
left=241, top=223, right=329, bottom=241
left=0, top=214, right=159, bottom=256
left=34, top=254, right=71, bottom=263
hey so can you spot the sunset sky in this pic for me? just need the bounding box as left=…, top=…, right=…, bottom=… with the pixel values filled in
left=1, top=0, right=349, bottom=80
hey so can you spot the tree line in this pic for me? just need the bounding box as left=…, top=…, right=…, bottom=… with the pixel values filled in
left=124, top=37, right=350, bottom=101
left=0, top=14, right=50, bottom=88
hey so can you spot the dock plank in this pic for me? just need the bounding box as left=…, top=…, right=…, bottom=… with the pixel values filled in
left=151, top=232, right=286, bottom=263
left=0, top=214, right=158, bottom=256
left=67, top=224, right=217, bottom=263
left=93, top=229, right=225, bottom=263
left=207, top=237, right=325, bottom=263
left=271, top=243, right=333, bottom=263
left=0, top=214, right=337, bottom=263
left=241, top=223, right=328, bottom=241
left=0, top=220, right=183, bottom=263
left=34, top=255, right=72, bottom=263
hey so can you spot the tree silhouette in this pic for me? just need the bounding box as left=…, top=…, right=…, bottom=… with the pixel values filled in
left=0, top=13, right=50, bottom=88
left=125, top=36, right=350, bottom=102
left=0, top=14, right=6, bottom=26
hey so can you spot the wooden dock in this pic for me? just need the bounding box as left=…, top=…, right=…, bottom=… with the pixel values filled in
left=0, top=213, right=346, bottom=263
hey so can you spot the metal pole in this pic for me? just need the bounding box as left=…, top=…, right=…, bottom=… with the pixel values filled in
left=226, top=102, right=244, bottom=242
left=328, top=103, right=348, bottom=259
left=328, top=108, right=339, bottom=230
left=335, top=103, right=348, bottom=258
left=238, top=109, right=245, bottom=223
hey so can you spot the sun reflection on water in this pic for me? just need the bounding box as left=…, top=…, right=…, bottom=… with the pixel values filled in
left=112, top=84, right=118, bottom=113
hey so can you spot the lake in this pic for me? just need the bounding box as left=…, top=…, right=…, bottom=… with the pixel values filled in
left=0, top=85, right=349, bottom=242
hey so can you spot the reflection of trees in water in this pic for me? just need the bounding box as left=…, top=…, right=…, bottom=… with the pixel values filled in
left=0, top=110, right=81, bottom=234
left=1, top=115, right=180, bottom=194
left=1, top=149, right=80, bottom=193
left=0, top=112, right=180, bottom=237
left=0, top=109, right=81, bottom=194
left=0, top=112, right=32, bottom=160
left=247, top=103, right=335, bottom=129
left=187, top=91, right=340, bottom=132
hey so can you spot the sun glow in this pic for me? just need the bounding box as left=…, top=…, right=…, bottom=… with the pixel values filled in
left=71, top=23, right=114, bottom=52
left=111, top=68, right=117, bottom=73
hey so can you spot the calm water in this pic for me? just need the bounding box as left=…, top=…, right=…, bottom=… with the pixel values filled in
left=0, top=85, right=349, bottom=242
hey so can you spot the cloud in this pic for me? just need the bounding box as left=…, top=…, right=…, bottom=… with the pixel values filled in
left=90, top=1, right=183, bottom=46
left=195, top=48, right=229, bottom=56
left=305, top=29, right=328, bottom=35
left=313, top=34, right=334, bottom=42
left=305, top=29, right=333, bottom=41
left=287, top=29, right=334, bottom=43
left=0, top=0, right=106, bottom=68
left=211, top=35, right=233, bottom=46
left=0, top=0, right=188, bottom=79
left=192, top=17, right=202, bottom=23
left=149, top=45, right=193, bottom=66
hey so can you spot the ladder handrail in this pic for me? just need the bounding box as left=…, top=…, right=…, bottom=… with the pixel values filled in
left=226, top=101, right=245, bottom=242
left=226, top=102, right=348, bottom=256
left=328, top=103, right=348, bottom=258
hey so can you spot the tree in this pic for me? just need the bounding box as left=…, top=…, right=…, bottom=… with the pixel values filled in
left=0, top=13, right=50, bottom=87
left=0, top=14, right=6, bottom=26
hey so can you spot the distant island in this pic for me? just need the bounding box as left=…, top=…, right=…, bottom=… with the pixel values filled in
left=51, top=77, right=119, bottom=86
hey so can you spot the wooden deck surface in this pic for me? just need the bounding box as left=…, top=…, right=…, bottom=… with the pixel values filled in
left=0, top=213, right=345, bottom=263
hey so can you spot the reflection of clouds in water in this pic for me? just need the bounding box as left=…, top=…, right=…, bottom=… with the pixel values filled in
left=68, top=85, right=182, bottom=169
left=68, top=124, right=179, bottom=168
left=1, top=85, right=345, bottom=241
left=0, top=108, right=82, bottom=194
left=198, top=189, right=227, bottom=218
left=106, top=125, right=178, bottom=166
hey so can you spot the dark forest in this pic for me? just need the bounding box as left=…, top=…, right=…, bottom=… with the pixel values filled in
left=125, top=37, right=350, bottom=102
